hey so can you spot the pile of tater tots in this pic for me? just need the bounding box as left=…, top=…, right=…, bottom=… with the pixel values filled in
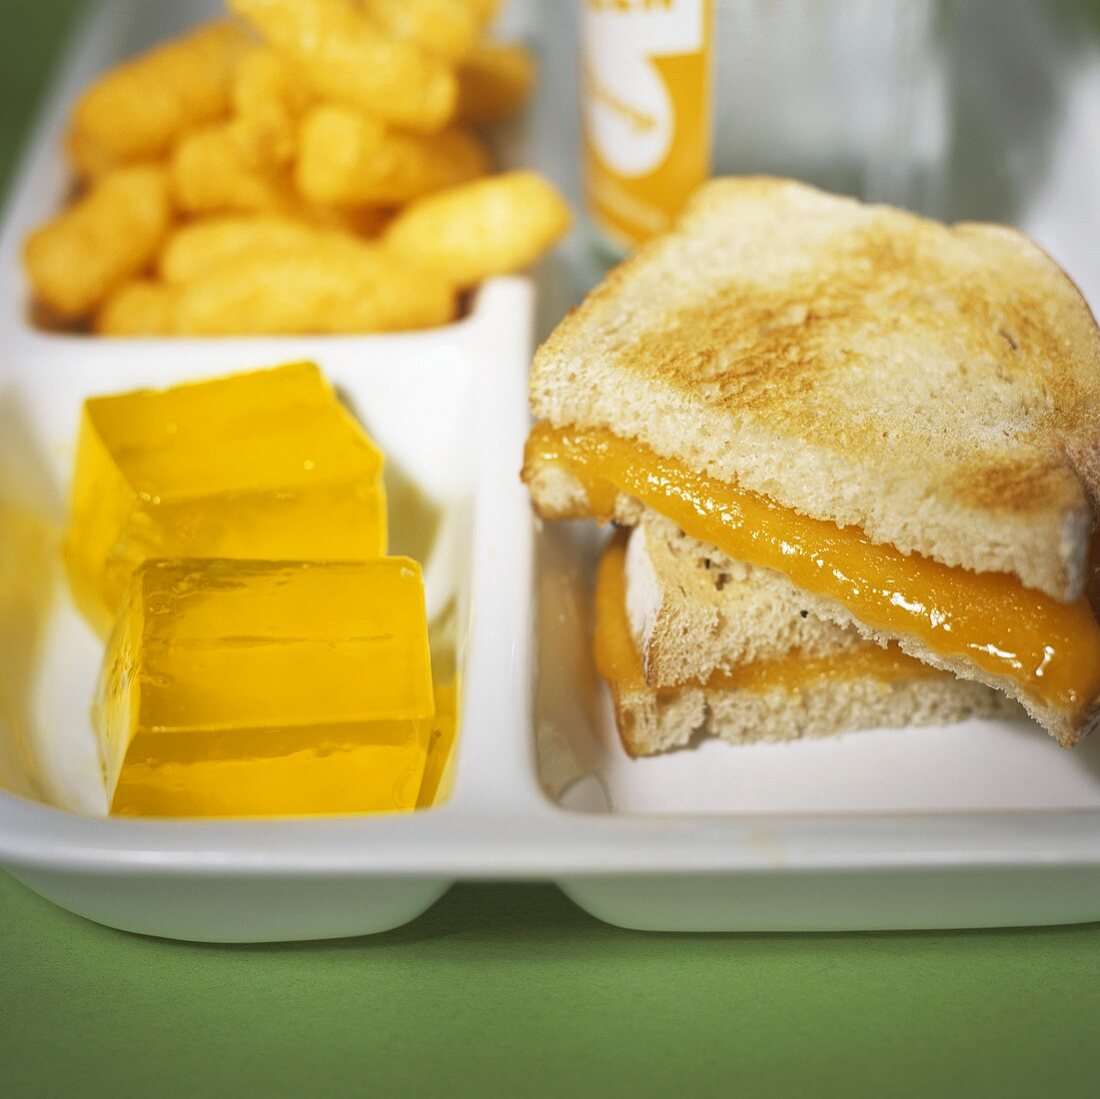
left=24, top=0, right=571, bottom=335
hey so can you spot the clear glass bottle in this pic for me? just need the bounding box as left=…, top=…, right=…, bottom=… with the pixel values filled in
left=581, top=0, right=957, bottom=257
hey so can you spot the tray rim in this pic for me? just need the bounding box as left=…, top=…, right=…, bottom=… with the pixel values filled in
left=0, top=0, right=1098, bottom=937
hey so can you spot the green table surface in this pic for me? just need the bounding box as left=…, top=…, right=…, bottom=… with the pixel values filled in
left=1, top=3, right=1099, bottom=1097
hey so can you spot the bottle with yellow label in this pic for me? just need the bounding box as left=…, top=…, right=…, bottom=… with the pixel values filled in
left=581, top=0, right=955, bottom=256
left=581, top=0, right=714, bottom=255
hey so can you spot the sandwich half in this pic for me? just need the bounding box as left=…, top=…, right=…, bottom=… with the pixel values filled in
left=596, top=516, right=1014, bottom=756
left=525, top=177, right=1100, bottom=745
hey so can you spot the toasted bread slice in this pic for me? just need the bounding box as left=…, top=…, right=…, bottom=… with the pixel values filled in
left=530, top=177, right=1100, bottom=602
left=625, top=511, right=866, bottom=685
left=609, top=665, right=1016, bottom=757
left=596, top=529, right=1015, bottom=757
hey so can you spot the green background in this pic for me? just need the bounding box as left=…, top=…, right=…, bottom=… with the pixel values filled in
left=1, top=2, right=1099, bottom=1096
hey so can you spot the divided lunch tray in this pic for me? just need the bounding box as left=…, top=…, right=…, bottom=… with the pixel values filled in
left=1, top=0, right=1100, bottom=940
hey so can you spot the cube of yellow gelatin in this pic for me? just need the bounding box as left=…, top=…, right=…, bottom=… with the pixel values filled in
left=95, top=557, right=435, bottom=817
left=64, top=362, right=386, bottom=635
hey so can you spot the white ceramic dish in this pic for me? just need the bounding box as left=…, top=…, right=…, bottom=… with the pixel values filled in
left=1, top=0, right=1100, bottom=940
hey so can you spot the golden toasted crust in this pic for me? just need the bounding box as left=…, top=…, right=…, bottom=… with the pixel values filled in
left=529, top=177, right=1100, bottom=601
left=611, top=673, right=1017, bottom=758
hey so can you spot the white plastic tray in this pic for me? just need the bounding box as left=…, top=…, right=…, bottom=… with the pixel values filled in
left=1, top=0, right=1099, bottom=940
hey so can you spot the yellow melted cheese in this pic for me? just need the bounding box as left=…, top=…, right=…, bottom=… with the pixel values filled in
left=594, top=533, right=941, bottom=697
left=531, top=422, right=1100, bottom=716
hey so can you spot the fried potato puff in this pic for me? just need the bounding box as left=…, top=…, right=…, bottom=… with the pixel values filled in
left=384, top=170, right=571, bottom=286
left=363, top=0, right=480, bottom=63
left=296, top=105, right=489, bottom=206
left=23, top=165, right=172, bottom=320
left=229, top=0, right=457, bottom=134
left=66, top=21, right=250, bottom=178
left=173, top=241, right=456, bottom=334
left=457, top=44, right=537, bottom=124
left=170, top=123, right=296, bottom=215
left=229, top=48, right=312, bottom=170
left=94, top=280, right=176, bottom=336
left=159, top=216, right=334, bottom=283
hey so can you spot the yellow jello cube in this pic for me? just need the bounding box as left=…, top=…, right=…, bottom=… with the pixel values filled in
left=64, top=362, right=386, bottom=635
left=95, top=557, right=435, bottom=817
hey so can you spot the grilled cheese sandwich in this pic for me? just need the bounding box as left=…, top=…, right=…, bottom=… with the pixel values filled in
left=524, top=177, right=1100, bottom=746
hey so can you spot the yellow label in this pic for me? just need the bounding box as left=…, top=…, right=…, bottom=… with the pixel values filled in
left=582, top=0, right=713, bottom=249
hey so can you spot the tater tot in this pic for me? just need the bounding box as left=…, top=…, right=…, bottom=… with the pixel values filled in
left=66, top=21, right=250, bottom=178
left=170, top=123, right=297, bottom=215
left=229, top=48, right=312, bottom=170
left=296, top=105, right=490, bottom=206
left=364, top=0, right=480, bottom=64
left=94, top=280, right=176, bottom=335
left=165, top=161, right=385, bottom=236
left=173, top=242, right=456, bottom=334
left=159, top=216, right=332, bottom=283
left=457, top=44, right=537, bottom=124
left=384, top=171, right=571, bottom=286
left=23, top=165, right=172, bottom=320
left=229, top=0, right=456, bottom=134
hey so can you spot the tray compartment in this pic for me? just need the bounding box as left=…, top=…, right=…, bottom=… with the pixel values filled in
left=0, top=0, right=544, bottom=940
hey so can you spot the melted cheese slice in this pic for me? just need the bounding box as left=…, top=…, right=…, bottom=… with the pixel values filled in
left=529, top=422, right=1100, bottom=716
left=595, top=534, right=943, bottom=696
